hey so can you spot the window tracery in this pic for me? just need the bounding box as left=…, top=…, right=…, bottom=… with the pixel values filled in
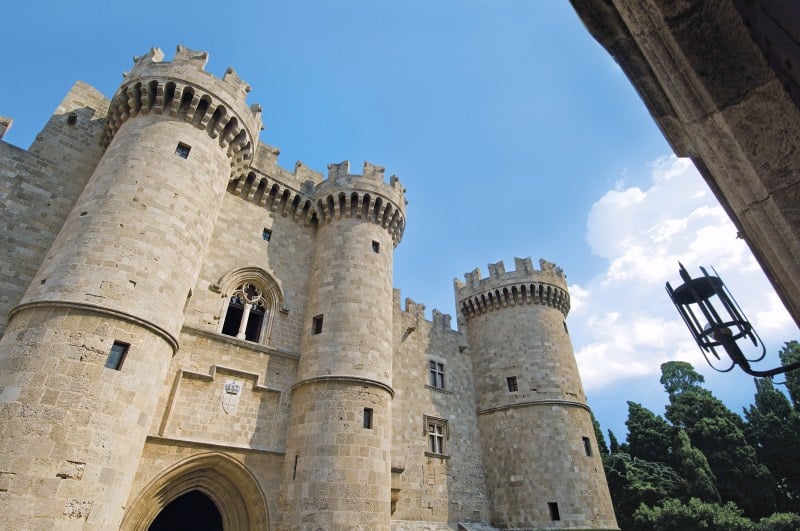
left=221, top=282, right=269, bottom=343
left=213, top=267, right=285, bottom=346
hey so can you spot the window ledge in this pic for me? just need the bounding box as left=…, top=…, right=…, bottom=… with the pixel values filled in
left=425, top=385, right=453, bottom=395
left=424, top=452, right=450, bottom=460
left=181, top=325, right=299, bottom=360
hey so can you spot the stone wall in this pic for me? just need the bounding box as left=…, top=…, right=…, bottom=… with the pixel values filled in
left=391, top=295, right=491, bottom=526
left=0, top=308, right=173, bottom=529
left=184, top=180, right=316, bottom=353
left=0, top=82, right=108, bottom=334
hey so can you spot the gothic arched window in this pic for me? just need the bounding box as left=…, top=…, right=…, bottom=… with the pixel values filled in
left=221, top=282, right=269, bottom=343
left=213, top=267, right=285, bottom=345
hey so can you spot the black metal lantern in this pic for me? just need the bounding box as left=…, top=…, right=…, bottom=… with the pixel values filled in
left=666, top=263, right=800, bottom=377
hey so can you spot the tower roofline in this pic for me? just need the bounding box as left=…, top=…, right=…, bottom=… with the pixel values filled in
left=103, top=45, right=263, bottom=180
left=454, top=257, right=570, bottom=318
left=312, top=160, right=407, bottom=246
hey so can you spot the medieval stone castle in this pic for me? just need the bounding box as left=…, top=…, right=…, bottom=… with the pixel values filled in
left=0, top=46, right=616, bottom=530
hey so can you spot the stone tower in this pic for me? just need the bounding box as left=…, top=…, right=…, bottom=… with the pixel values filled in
left=0, top=46, right=261, bottom=528
left=278, top=161, right=406, bottom=529
left=455, top=258, right=617, bottom=529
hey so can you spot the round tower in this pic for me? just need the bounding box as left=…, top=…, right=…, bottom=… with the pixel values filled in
left=0, top=46, right=260, bottom=528
left=279, top=161, right=405, bottom=530
left=455, top=258, right=617, bottom=530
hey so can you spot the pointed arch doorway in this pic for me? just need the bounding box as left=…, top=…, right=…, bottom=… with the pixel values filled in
left=122, top=453, right=270, bottom=531
left=148, top=490, right=223, bottom=531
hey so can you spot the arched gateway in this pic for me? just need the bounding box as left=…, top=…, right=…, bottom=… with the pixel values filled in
left=121, top=453, right=269, bottom=531
left=149, top=490, right=223, bottom=531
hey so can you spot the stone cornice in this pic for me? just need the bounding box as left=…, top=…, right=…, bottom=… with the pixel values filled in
left=477, top=399, right=590, bottom=416
left=291, top=375, right=395, bottom=398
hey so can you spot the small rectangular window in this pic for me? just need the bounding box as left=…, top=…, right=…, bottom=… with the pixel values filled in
left=426, top=417, right=447, bottom=455
left=583, top=436, right=593, bottom=456
left=105, top=341, right=129, bottom=370
left=312, top=315, right=324, bottom=335
left=507, top=376, right=518, bottom=392
left=262, top=228, right=272, bottom=241
left=175, top=142, right=191, bottom=159
left=429, top=361, right=445, bottom=389
left=372, top=240, right=380, bottom=253
left=548, top=502, right=561, bottom=521
left=363, top=408, right=373, bottom=429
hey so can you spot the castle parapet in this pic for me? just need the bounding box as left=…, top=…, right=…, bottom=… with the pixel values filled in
left=103, top=45, right=263, bottom=180
left=313, top=160, right=406, bottom=246
left=454, top=257, right=570, bottom=319
left=431, top=309, right=452, bottom=330
left=0, top=116, right=11, bottom=140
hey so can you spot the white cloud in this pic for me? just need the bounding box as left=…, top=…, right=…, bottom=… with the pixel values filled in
left=571, top=155, right=796, bottom=391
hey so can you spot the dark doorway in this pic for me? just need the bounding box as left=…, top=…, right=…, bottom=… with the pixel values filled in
left=149, top=490, right=223, bottom=531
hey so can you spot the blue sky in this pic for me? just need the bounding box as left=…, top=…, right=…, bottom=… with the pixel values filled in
left=2, top=1, right=797, bottom=442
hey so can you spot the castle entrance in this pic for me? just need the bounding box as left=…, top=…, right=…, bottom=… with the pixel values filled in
left=121, top=453, right=270, bottom=531
left=148, top=490, right=223, bottom=531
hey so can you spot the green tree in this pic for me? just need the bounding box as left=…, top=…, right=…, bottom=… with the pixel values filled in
left=671, top=429, right=720, bottom=503
left=755, top=512, right=800, bottom=531
left=608, top=429, right=621, bottom=454
left=662, top=362, right=777, bottom=518
left=778, top=341, right=800, bottom=410
left=624, top=398, right=720, bottom=504
left=660, top=361, right=705, bottom=397
left=625, top=401, right=673, bottom=463
left=591, top=411, right=609, bottom=455
left=744, top=378, right=800, bottom=511
left=603, top=453, right=682, bottom=530
left=631, top=498, right=754, bottom=531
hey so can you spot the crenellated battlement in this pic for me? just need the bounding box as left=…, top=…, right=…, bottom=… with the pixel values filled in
left=431, top=309, right=453, bottom=331
left=103, top=45, right=263, bottom=180
left=317, top=161, right=406, bottom=205
left=313, top=160, right=406, bottom=246
left=0, top=116, right=11, bottom=140
left=403, top=297, right=426, bottom=321
left=228, top=147, right=322, bottom=227
left=226, top=156, right=407, bottom=243
left=393, top=290, right=455, bottom=331
left=454, top=257, right=570, bottom=319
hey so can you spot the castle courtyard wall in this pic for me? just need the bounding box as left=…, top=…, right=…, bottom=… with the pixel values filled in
left=391, top=295, right=491, bottom=526
left=0, top=82, right=108, bottom=334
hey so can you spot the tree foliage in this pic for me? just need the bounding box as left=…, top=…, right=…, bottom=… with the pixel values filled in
left=631, top=498, right=753, bottom=531
left=608, top=429, right=621, bottom=455
left=600, top=354, right=800, bottom=528
left=625, top=401, right=673, bottom=463
left=591, top=410, right=609, bottom=455
left=662, top=364, right=776, bottom=518
left=778, top=341, right=800, bottom=409
left=671, top=429, right=720, bottom=503
left=744, top=378, right=800, bottom=512
left=603, top=453, right=683, bottom=530
left=660, top=361, right=705, bottom=397
left=754, top=512, right=800, bottom=531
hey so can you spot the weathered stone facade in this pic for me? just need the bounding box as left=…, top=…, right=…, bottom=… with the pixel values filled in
left=0, top=46, right=617, bottom=530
